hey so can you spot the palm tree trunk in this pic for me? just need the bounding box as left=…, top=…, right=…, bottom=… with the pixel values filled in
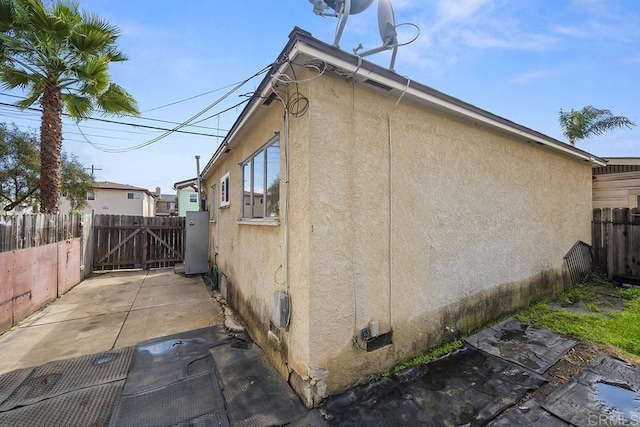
left=40, top=81, right=63, bottom=213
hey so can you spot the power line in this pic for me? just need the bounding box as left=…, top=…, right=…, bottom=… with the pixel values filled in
left=0, top=92, right=229, bottom=132
left=0, top=101, right=226, bottom=138
left=0, top=62, right=272, bottom=153
left=142, top=79, right=252, bottom=113
left=77, top=63, right=273, bottom=153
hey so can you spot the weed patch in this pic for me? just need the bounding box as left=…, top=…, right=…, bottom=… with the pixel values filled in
left=517, top=289, right=640, bottom=357
left=383, top=339, right=464, bottom=377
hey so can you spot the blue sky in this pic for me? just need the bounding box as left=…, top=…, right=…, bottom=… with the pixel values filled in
left=1, top=0, right=639, bottom=195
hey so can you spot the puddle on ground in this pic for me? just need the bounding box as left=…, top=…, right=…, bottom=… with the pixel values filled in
left=139, top=338, right=204, bottom=355
left=595, top=381, right=640, bottom=420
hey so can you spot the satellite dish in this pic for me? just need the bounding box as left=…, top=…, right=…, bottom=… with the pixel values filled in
left=377, top=0, right=397, bottom=46
left=353, top=0, right=399, bottom=70
left=309, top=0, right=375, bottom=47
left=325, top=0, right=374, bottom=15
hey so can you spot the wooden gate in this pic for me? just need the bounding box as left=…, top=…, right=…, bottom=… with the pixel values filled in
left=592, top=208, right=640, bottom=281
left=92, top=215, right=185, bottom=271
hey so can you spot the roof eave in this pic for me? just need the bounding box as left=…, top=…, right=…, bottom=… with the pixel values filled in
left=201, top=27, right=606, bottom=177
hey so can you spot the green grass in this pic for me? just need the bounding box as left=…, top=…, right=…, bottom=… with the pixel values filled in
left=383, top=339, right=464, bottom=377
left=618, top=287, right=640, bottom=300
left=381, top=276, right=640, bottom=377
left=516, top=296, right=640, bottom=357
left=556, top=284, right=598, bottom=304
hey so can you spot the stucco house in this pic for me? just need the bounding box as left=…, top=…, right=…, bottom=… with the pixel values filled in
left=173, top=178, right=200, bottom=216
left=200, top=28, right=605, bottom=407
left=154, top=194, right=177, bottom=216
left=60, top=181, right=155, bottom=216
left=592, top=158, right=640, bottom=209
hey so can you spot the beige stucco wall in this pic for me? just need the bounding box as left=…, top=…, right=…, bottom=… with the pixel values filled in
left=203, top=68, right=593, bottom=407
left=59, top=189, right=154, bottom=216
left=202, top=95, right=313, bottom=386
left=302, top=73, right=592, bottom=400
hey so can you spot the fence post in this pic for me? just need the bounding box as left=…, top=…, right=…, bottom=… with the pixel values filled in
left=603, top=208, right=613, bottom=280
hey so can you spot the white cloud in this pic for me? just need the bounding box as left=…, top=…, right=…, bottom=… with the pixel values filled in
left=509, top=69, right=552, bottom=85
left=435, top=0, right=493, bottom=23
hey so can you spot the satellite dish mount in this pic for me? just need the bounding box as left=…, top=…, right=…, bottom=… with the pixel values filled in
left=310, top=0, right=417, bottom=71
left=309, top=0, right=374, bottom=48
left=353, top=0, right=398, bottom=70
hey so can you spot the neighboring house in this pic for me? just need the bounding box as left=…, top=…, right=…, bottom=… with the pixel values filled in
left=59, top=181, right=155, bottom=216
left=200, top=28, right=605, bottom=407
left=154, top=187, right=178, bottom=216
left=592, top=158, right=640, bottom=209
left=173, top=178, right=200, bottom=216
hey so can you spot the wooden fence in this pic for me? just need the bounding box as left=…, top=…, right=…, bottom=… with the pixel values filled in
left=0, top=214, right=82, bottom=253
left=92, top=215, right=185, bottom=271
left=592, top=208, right=640, bottom=281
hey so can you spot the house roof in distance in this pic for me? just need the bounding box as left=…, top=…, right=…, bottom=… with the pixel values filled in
left=173, top=178, right=198, bottom=191
left=203, top=27, right=606, bottom=179
left=603, top=157, right=640, bottom=166
left=94, top=181, right=153, bottom=195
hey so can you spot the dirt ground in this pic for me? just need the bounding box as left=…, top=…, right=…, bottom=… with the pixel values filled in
left=528, top=341, right=602, bottom=402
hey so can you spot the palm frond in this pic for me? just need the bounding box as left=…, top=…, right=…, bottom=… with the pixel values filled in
left=51, top=1, right=81, bottom=28
left=22, top=0, right=72, bottom=40
left=15, top=89, right=41, bottom=108
left=96, top=83, right=138, bottom=116
left=559, top=105, right=636, bottom=145
left=0, top=66, right=34, bottom=88
left=105, top=47, right=127, bottom=62
left=588, top=115, right=636, bottom=137
left=0, top=0, right=14, bottom=32
left=80, top=11, right=120, bottom=39
left=62, top=92, right=93, bottom=119
left=72, top=55, right=109, bottom=92
left=69, top=25, right=113, bottom=55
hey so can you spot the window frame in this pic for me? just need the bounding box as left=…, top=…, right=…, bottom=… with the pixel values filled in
left=189, top=193, right=198, bottom=203
left=86, top=192, right=95, bottom=201
left=210, top=184, right=217, bottom=221
left=220, top=172, right=230, bottom=208
left=240, top=137, right=280, bottom=221
left=127, top=192, right=141, bottom=200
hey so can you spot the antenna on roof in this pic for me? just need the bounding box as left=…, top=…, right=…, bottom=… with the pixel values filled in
left=353, top=0, right=398, bottom=70
left=309, top=0, right=419, bottom=72
left=309, top=0, right=374, bottom=47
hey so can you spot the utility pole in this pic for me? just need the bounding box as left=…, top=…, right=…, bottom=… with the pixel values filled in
left=84, top=164, right=102, bottom=177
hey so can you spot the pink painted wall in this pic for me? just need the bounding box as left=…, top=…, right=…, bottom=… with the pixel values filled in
left=57, top=239, right=81, bottom=296
left=0, top=237, right=82, bottom=333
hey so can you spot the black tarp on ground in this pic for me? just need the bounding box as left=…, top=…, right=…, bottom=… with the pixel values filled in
left=543, top=353, right=640, bottom=426
left=319, top=346, right=547, bottom=426
left=465, top=317, right=578, bottom=374
left=487, top=398, right=570, bottom=426
left=108, top=326, right=231, bottom=427
left=210, top=340, right=308, bottom=427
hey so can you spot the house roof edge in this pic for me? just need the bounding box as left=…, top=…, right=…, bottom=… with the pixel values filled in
left=201, top=27, right=606, bottom=178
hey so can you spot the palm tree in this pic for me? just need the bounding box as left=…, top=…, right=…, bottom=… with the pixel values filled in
left=559, top=105, right=635, bottom=146
left=0, top=0, right=138, bottom=213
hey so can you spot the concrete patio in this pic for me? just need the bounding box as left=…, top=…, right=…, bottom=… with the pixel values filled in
left=1, top=269, right=639, bottom=426
left=0, top=268, right=223, bottom=374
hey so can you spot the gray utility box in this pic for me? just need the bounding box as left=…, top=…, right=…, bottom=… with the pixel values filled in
left=184, top=211, right=210, bottom=275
